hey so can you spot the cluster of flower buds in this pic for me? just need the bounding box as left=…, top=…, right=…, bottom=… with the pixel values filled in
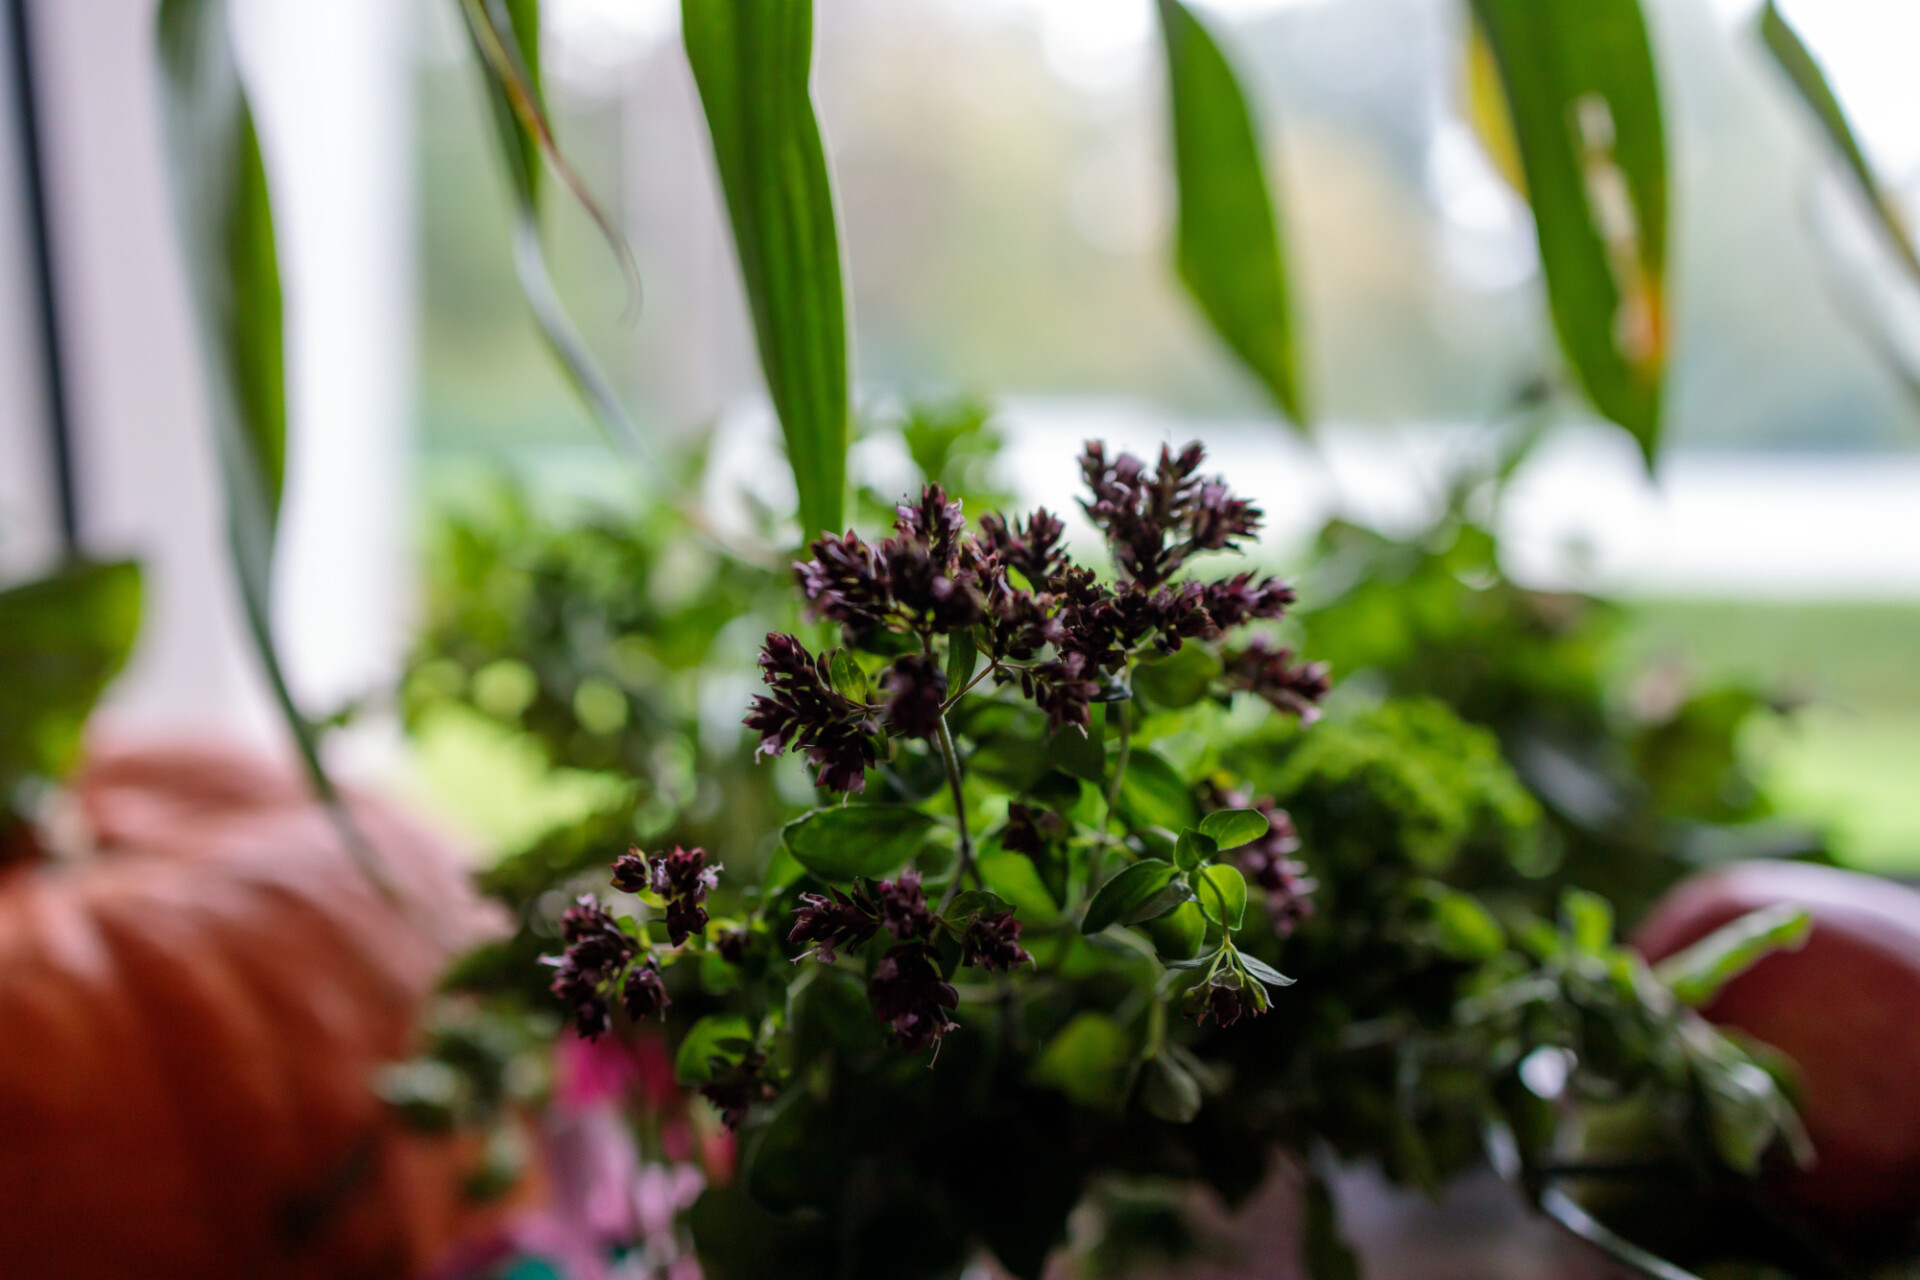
left=546, top=846, right=724, bottom=1039
left=744, top=634, right=882, bottom=793
left=750, top=442, right=1325, bottom=792
left=1223, top=637, right=1331, bottom=724
left=613, top=845, right=721, bottom=945
left=546, top=896, right=641, bottom=1039
left=1184, top=968, right=1272, bottom=1029
left=1078, top=441, right=1262, bottom=587
left=787, top=869, right=1030, bottom=1052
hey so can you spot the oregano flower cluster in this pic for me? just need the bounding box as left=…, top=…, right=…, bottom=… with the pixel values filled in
left=749, top=442, right=1327, bottom=792
left=546, top=441, right=1333, bottom=1129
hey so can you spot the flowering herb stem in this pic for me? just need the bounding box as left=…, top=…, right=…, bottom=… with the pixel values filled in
left=941, top=658, right=1003, bottom=711
left=934, top=711, right=981, bottom=912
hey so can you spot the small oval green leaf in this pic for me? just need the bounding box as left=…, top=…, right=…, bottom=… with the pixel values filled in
left=782, top=806, right=934, bottom=881
left=1198, top=807, right=1269, bottom=851
left=675, top=1013, right=755, bottom=1085
left=1082, top=859, right=1180, bottom=935
left=1173, top=829, right=1218, bottom=872
left=1200, top=863, right=1247, bottom=931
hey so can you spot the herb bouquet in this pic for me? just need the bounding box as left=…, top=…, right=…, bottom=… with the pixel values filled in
left=419, top=441, right=1811, bottom=1280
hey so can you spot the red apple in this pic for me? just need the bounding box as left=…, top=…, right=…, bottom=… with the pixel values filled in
left=1635, top=861, right=1920, bottom=1235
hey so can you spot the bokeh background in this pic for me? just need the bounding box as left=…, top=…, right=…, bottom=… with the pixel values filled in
left=4, top=0, right=1916, bottom=869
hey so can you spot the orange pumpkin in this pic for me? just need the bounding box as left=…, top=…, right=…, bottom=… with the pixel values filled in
left=0, top=739, right=509, bottom=1280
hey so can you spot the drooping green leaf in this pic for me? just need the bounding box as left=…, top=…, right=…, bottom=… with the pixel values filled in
left=1199, top=863, right=1247, bottom=931
left=1760, top=1, right=1920, bottom=287
left=1655, top=903, right=1812, bottom=1008
left=0, top=562, right=142, bottom=818
left=782, top=806, right=934, bottom=882
left=1155, top=0, right=1304, bottom=424
left=1237, top=952, right=1296, bottom=991
left=1030, top=1012, right=1134, bottom=1110
left=944, top=889, right=1013, bottom=921
left=688, top=1184, right=832, bottom=1280
left=1173, top=828, right=1217, bottom=872
left=1469, top=0, right=1668, bottom=463
left=683, top=0, right=849, bottom=540
left=1082, top=859, right=1184, bottom=934
left=945, top=628, right=980, bottom=695
left=155, top=0, right=284, bottom=549
left=675, top=1013, right=755, bottom=1085
left=1048, top=719, right=1106, bottom=785
left=455, top=0, right=648, bottom=458
left=1115, top=749, right=1199, bottom=833
left=155, top=0, right=376, bottom=884
left=1198, top=807, right=1269, bottom=851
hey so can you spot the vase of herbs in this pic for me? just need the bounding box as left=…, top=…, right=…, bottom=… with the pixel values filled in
left=405, top=441, right=1808, bottom=1280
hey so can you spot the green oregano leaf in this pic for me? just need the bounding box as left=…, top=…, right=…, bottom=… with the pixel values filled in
left=782, top=806, right=934, bottom=881
left=1199, top=863, right=1247, bottom=931
left=1082, top=859, right=1182, bottom=934
left=675, top=1014, right=755, bottom=1085
left=1198, top=807, right=1268, bottom=851
left=827, top=649, right=868, bottom=704
left=1173, top=828, right=1218, bottom=872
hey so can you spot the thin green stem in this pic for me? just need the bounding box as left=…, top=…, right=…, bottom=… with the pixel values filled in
left=1072, top=697, right=1134, bottom=918
left=934, top=712, right=981, bottom=912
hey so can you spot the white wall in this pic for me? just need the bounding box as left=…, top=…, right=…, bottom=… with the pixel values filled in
left=7, top=0, right=414, bottom=757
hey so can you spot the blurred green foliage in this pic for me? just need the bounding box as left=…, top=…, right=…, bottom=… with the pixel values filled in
left=0, top=561, right=143, bottom=832
left=1295, top=471, right=1825, bottom=924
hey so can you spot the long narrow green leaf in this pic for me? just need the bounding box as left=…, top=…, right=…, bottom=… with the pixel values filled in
left=456, top=0, right=649, bottom=460
left=1155, top=0, right=1304, bottom=425
left=155, top=0, right=284, bottom=557
left=155, top=0, right=388, bottom=894
left=1470, top=0, right=1669, bottom=465
left=683, top=0, right=849, bottom=541
left=1654, top=903, right=1811, bottom=1008
left=1760, top=1, right=1920, bottom=286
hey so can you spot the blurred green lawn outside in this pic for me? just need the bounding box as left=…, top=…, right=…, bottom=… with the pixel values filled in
left=1625, top=601, right=1920, bottom=873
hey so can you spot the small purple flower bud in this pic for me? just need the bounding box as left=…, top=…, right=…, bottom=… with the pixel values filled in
left=622, top=962, right=671, bottom=1020
left=610, top=848, right=650, bottom=894
left=1203, top=573, right=1297, bottom=631
left=1223, top=639, right=1331, bottom=722
left=558, top=895, right=637, bottom=976
left=875, top=870, right=933, bottom=942
left=895, top=483, right=968, bottom=562
left=1031, top=651, right=1100, bottom=735
left=868, top=943, right=961, bottom=1053
left=881, top=654, right=948, bottom=740
left=789, top=886, right=879, bottom=963
left=961, top=910, right=1032, bottom=973
left=746, top=633, right=882, bottom=792
left=796, top=531, right=892, bottom=629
